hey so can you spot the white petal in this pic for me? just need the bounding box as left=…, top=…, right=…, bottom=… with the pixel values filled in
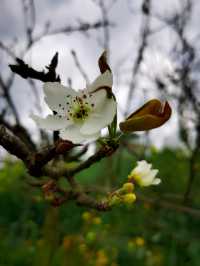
left=152, top=178, right=161, bottom=185
left=89, top=90, right=107, bottom=111
left=59, top=125, right=100, bottom=143
left=138, top=161, right=152, bottom=171
left=134, top=162, right=152, bottom=177
left=78, top=87, right=108, bottom=112
left=148, top=169, right=159, bottom=179
left=31, top=114, right=72, bottom=130
left=83, top=70, right=113, bottom=112
left=43, top=82, right=77, bottom=114
left=80, top=98, right=117, bottom=135
left=140, top=170, right=159, bottom=186
left=133, top=166, right=147, bottom=177
left=138, top=160, right=150, bottom=167
left=86, top=70, right=113, bottom=93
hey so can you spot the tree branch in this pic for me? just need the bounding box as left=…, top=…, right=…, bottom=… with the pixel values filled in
left=9, top=52, right=60, bottom=82
left=44, top=142, right=119, bottom=179
left=0, top=125, right=30, bottom=162
left=138, top=194, right=200, bottom=219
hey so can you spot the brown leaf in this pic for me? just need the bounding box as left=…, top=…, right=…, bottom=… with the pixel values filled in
left=98, top=50, right=111, bottom=73
left=120, top=99, right=172, bottom=133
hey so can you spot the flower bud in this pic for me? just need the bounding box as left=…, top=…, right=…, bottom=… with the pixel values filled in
left=82, top=211, right=92, bottom=222
left=85, top=231, right=96, bottom=243
left=129, top=160, right=160, bottom=187
left=93, top=217, right=102, bottom=225
left=123, top=193, right=136, bottom=205
left=135, top=237, right=145, bottom=246
left=108, top=195, right=121, bottom=206
left=122, top=182, right=134, bottom=193
left=120, top=99, right=172, bottom=133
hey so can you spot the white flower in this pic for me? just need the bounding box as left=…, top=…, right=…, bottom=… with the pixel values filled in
left=31, top=70, right=117, bottom=143
left=128, top=160, right=160, bottom=187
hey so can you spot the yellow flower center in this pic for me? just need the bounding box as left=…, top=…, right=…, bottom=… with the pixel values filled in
left=66, top=96, right=92, bottom=123
left=72, top=103, right=91, bottom=122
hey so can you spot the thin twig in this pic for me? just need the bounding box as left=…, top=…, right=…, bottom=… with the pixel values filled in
left=124, top=0, right=151, bottom=117
left=71, top=50, right=89, bottom=84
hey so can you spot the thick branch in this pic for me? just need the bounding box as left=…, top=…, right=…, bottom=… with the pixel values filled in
left=0, top=114, right=36, bottom=150
left=44, top=143, right=119, bottom=179
left=0, top=125, right=30, bottom=162
left=28, top=140, right=77, bottom=176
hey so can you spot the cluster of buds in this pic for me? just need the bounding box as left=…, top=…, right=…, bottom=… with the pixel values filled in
left=108, top=160, right=160, bottom=207
left=128, top=236, right=145, bottom=251
left=108, top=182, right=136, bottom=207
left=82, top=211, right=102, bottom=225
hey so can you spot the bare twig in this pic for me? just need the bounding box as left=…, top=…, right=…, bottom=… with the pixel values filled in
left=0, top=75, right=20, bottom=124
left=0, top=41, right=16, bottom=59
left=138, top=194, right=200, bottom=219
left=33, top=20, right=111, bottom=45
left=124, top=0, right=151, bottom=116
left=71, top=50, right=89, bottom=84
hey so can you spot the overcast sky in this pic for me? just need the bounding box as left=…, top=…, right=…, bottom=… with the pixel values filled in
left=1, top=0, right=200, bottom=149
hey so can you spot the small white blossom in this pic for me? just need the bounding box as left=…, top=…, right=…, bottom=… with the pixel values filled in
left=128, top=160, right=160, bottom=187
left=31, top=70, right=117, bottom=143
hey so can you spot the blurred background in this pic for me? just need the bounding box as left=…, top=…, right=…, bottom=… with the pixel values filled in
left=1, top=0, right=200, bottom=265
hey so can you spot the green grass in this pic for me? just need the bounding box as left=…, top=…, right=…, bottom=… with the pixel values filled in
left=0, top=147, right=200, bottom=266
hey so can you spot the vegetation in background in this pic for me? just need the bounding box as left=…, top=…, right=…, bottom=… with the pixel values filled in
left=0, top=146, right=200, bottom=266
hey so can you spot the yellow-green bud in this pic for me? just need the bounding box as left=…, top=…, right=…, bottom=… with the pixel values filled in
left=122, top=182, right=134, bottom=193
left=135, top=237, right=145, bottom=246
left=93, top=217, right=102, bottom=225
left=82, top=211, right=92, bottom=221
left=109, top=195, right=121, bottom=206
left=85, top=231, right=96, bottom=243
left=123, top=193, right=136, bottom=205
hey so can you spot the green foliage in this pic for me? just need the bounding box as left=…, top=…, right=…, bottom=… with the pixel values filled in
left=0, top=147, right=200, bottom=266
